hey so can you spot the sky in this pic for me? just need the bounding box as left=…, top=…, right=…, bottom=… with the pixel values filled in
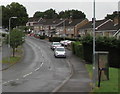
left=0, top=0, right=119, bottom=20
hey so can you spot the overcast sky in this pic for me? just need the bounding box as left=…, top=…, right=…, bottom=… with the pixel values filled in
left=0, top=0, right=119, bottom=20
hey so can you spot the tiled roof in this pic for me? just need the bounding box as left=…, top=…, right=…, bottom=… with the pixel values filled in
left=79, top=19, right=119, bottom=31
left=57, top=19, right=85, bottom=27
left=28, top=17, right=40, bottom=22
left=80, top=19, right=109, bottom=29
left=96, top=20, right=118, bottom=31
left=33, top=19, right=65, bottom=26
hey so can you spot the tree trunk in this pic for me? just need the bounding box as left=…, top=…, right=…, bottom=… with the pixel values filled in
left=13, top=48, right=15, bottom=57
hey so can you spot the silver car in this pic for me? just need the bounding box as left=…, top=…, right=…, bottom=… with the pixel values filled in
left=51, top=42, right=61, bottom=50
left=54, top=46, right=66, bottom=58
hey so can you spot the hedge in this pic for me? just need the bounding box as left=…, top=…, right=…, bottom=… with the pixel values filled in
left=71, top=42, right=84, bottom=59
left=49, top=37, right=78, bottom=42
left=72, top=35, right=120, bottom=68
left=39, top=35, right=45, bottom=39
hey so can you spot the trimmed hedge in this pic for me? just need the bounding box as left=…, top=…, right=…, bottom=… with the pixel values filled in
left=39, top=35, right=45, bottom=39
left=49, top=37, right=62, bottom=42
left=72, top=35, right=120, bottom=68
left=71, top=42, right=84, bottom=59
left=49, top=37, right=79, bottom=42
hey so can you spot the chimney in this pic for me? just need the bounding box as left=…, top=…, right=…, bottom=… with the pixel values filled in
left=69, top=16, right=72, bottom=24
left=113, top=16, right=119, bottom=25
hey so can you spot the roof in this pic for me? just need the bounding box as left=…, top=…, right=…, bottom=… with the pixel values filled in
left=79, top=19, right=119, bottom=31
left=57, top=19, right=85, bottom=27
left=96, top=20, right=118, bottom=31
left=28, top=17, right=40, bottom=22
left=33, top=19, right=65, bottom=26
left=80, top=19, right=109, bottom=29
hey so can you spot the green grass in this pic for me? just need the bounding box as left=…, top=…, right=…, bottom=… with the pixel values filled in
left=2, top=57, right=20, bottom=64
left=85, top=64, right=119, bottom=93
left=2, top=46, right=23, bottom=64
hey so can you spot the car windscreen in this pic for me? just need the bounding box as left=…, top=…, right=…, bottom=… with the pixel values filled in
left=53, top=43, right=60, bottom=45
left=56, top=48, right=65, bottom=51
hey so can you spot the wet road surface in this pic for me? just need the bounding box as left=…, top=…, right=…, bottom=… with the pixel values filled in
left=2, top=36, right=71, bottom=92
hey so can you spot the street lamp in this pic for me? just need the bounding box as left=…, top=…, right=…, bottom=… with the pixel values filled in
left=92, top=0, right=96, bottom=88
left=8, top=16, right=17, bottom=62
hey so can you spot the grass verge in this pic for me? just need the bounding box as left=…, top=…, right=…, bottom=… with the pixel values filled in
left=85, top=64, right=119, bottom=93
left=2, top=57, right=21, bottom=64
left=2, top=46, right=23, bottom=64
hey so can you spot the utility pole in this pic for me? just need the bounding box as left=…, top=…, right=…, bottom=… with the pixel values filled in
left=92, top=0, right=96, bottom=88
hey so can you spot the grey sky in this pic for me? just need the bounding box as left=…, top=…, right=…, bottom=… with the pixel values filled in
left=0, top=0, right=119, bottom=20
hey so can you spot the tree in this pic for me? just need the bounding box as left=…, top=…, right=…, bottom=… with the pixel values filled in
left=44, top=8, right=58, bottom=19
left=9, top=29, right=24, bottom=57
left=1, top=2, right=28, bottom=28
left=58, top=9, right=86, bottom=19
left=33, top=8, right=58, bottom=19
left=33, top=11, right=45, bottom=18
left=105, top=11, right=120, bottom=20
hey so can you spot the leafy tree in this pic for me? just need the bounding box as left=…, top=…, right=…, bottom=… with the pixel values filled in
left=58, top=9, right=86, bottom=19
left=44, top=8, right=58, bottom=19
left=1, top=2, right=28, bottom=29
left=33, top=9, right=58, bottom=19
left=33, top=11, right=45, bottom=18
left=9, top=29, right=24, bottom=57
left=33, top=9, right=86, bottom=19
left=105, top=11, right=120, bottom=20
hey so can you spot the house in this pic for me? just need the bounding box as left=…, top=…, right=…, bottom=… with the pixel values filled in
left=26, top=17, right=40, bottom=27
left=33, top=18, right=65, bottom=36
left=78, top=18, right=119, bottom=37
left=56, top=18, right=89, bottom=38
left=113, top=29, right=120, bottom=39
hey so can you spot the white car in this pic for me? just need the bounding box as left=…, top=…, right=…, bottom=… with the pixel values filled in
left=54, top=46, right=66, bottom=58
left=60, top=40, right=72, bottom=46
left=51, top=42, right=61, bottom=50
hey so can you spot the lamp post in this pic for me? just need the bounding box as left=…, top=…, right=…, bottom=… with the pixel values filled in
left=8, top=16, right=17, bottom=62
left=92, top=0, right=96, bottom=88
left=63, top=19, right=66, bottom=47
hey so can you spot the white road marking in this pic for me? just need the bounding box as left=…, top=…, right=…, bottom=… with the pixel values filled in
left=2, top=40, right=45, bottom=85
left=34, top=62, right=44, bottom=71
left=2, top=82, right=8, bottom=85
left=16, top=78, right=19, bottom=81
left=23, top=72, right=33, bottom=78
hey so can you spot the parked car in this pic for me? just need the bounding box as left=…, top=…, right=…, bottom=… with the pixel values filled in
left=51, top=42, right=61, bottom=50
left=54, top=46, right=66, bottom=58
left=60, top=40, right=72, bottom=46
left=34, top=34, right=40, bottom=38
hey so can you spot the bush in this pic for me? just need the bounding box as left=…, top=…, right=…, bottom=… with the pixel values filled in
left=71, top=42, right=75, bottom=54
left=40, top=35, right=45, bottom=39
left=49, top=37, right=62, bottom=42
left=49, top=37, right=78, bottom=42
left=71, top=42, right=84, bottom=59
left=80, top=36, right=120, bottom=68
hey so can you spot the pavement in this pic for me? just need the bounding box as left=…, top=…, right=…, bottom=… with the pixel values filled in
left=57, top=54, right=92, bottom=93
left=1, top=44, right=11, bottom=71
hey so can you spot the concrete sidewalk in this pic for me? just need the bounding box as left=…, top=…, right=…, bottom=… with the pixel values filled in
left=57, top=54, right=92, bottom=93
left=1, top=44, right=12, bottom=71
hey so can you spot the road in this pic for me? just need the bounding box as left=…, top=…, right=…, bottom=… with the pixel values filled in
left=2, top=36, right=71, bottom=92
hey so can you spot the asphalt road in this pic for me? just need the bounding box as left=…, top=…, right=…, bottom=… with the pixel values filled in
left=2, top=36, right=71, bottom=92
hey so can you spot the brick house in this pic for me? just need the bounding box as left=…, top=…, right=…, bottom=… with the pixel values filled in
left=56, top=18, right=89, bottom=38
left=78, top=19, right=119, bottom=37
left=33, top=18, right=65, bottom=36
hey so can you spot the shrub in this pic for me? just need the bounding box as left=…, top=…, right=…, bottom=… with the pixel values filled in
left=71, top=42, right=84, bottom=59
left=40, top=35, right=45, bottom=39
left=80, top=35, right=120, bottom=68
left=49, top=37, right=62, bottom=42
